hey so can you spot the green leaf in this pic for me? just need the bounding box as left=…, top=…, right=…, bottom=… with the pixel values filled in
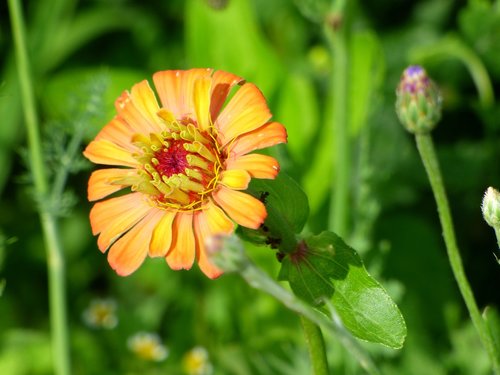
left=39, top=6, right=151, bottom=72
left=279, top=231, right=407, bottom=348
left=237, top=172, right=309, bottom=253
left=348, top=30, right=385, bottom=137
left=0, top=330, right=52, bottom=374
left=300, top=120, right=333, bottom=215
left=275, top=72, right=319, bottom=167
left=185, top=0, right=283, bottom=96
left=483, top=306, right=500, bottom=356
left=459, top=2, right=500, bottom=79
left=302, top=29, right=385, bottom=214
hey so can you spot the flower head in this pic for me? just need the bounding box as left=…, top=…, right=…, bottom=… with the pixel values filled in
left=127, top=332, right=168, bottom=362
left=82, top=298, right=118, bottom=329
left=83, top=69, right=287, bottom=278
left=182, top=346, right=213, bottom=375
left=395, top=65, right=442, bottom=134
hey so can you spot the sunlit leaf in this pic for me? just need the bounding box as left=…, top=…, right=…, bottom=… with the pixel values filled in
left=0, top=330, right=52, bottom=374
left=348, top=30, right=385, bottom=137
left=302, top=29, right=385, bottom=214
left=185, top=0, right=283, bottom=96
left=275, top=73, right=319, bottom=167
left=279, top=231, right=407, bottom=348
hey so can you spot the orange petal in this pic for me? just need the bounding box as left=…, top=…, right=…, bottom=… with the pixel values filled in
left=149, top=209, right=176, bottom=257
left=201, top=199, right=235, bottom=233
left=210, top=70, right=244, bottom=122
left=215, top=83, right=272, bottom=147
left=83, top=139, right=138, bottom=167
left=228, top=122, right=287, bottom=157
left=153, top=69, right=213, bottom=120
left=226, top=154, right=280, bottom=179
left=88, top=168, right=134, bottom=201
left=193, top=215, right=223, bottom=279
left=165, top=212, right=195, bottom=270
left=95, top=118, right=135, bottom=152
left=193, top=200, right=234, bottom=278
left=117, top=81, right=163, bottom=134
left=193, top=77, right=212, bottom=131
left=219, top=169, right=251, bottom=190
left=107, top=209, right=163, bottom=276
left=212, top=187, right=267, bottom=229
left=130, top=80, right=164, bottom=131
left=90, top=192, right=152, bottom=252
left=114, top=90, right=129, bottom=112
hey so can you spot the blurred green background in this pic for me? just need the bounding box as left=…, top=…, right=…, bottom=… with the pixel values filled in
left=1, top=0, right=500, bottom=373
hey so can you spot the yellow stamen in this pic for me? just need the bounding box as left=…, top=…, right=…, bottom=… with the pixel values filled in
left=130, top=115, right=223, bottom=211
left=186, top=154, right=210, bottom=170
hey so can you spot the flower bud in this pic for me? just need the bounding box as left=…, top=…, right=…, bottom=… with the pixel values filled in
left=482, top=187, right=500, bottom=228
left=395, top=65, right=442, bottom=134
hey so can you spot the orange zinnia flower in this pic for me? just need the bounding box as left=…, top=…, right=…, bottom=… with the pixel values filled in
left=83, top=69, right=287, bottom=278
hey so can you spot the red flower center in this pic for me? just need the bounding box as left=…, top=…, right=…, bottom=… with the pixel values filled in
left=153, top=141, right=189, bottom=178
left=132, top=119, right=224, bottom=210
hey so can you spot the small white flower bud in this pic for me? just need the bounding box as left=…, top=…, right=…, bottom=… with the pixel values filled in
left=482, top=187, right=500, bottom=228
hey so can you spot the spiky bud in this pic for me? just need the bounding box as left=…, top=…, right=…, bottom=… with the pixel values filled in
left=482, top=187, right=500, bottom=229
left=395, top=65, right=442, bottom=134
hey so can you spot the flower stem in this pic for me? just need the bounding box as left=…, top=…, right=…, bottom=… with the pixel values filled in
left=415, top=133, right=500, bottom=373
left=301, top=316, right=330, bottom=375
left=325, top=5, right=350, bottom=237
left=8, top=1, right=71, bottom=374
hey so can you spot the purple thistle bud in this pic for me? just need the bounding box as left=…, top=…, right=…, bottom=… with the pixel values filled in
left=395, top=65, right=442, bottom=134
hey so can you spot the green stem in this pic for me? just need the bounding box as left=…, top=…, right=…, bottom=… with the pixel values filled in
left=415, top=133, right=500, bottom=374
left=301, top=316, right=330, bottom=375
left=495, top=228, right=500, bottom=251
left=40, top=213, right=71, bottom=375
left=211, top=235, right=379, bottom=374
left=51, top=122, right=84, bottom=202
left=325, top=7, right=350, bottom=237
left=411, top=36, right=494, bottom=108
left=8, top=1, right=71, bottom=374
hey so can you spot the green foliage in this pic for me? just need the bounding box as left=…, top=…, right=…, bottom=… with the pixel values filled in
left=484, top=307, right=500, bottom=356
left=279, top=231, right=406, bottom=349
left=275, top=73, right=319, bottom=168
left=2, top=0, right=500, bottom=373
left=0, top=331, right=52, bottom=374
left=238, top=172, right=309, bottom=253
left=185, top=0, right=283, bottom=95
left=302, top=28, right=385, bottom=214
left=459, top=1, right=500, bottom=79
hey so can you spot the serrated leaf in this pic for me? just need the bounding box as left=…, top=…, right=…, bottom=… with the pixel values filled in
left=238, top=172, right=309, bottom=253
left=279, top=231, right=406, bottom=348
